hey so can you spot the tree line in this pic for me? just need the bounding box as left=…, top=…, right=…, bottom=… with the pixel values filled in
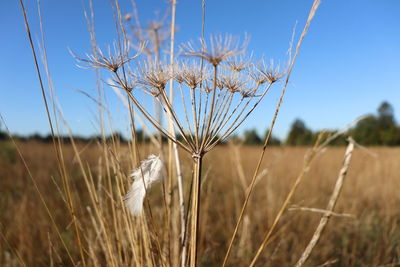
left=1, top=101, right=399, bottom=146
left=234, top=101, right=400, bottom=146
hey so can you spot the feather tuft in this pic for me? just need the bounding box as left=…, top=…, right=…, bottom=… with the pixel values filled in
left=124, top=154, right=164, bottom=216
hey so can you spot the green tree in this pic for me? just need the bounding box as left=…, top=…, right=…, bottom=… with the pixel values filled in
left=243, top=129, right=262, bottom=145
left=0, top=121, right=6, bottom=140
left=286, top=119, right=313, bottom=146
left=351, top=101, right=400, bottom=146
left=378, top=101, right=395, bottom=126
left=351, top=115, right=380, bottom=145
left=377, top=101, right=399, bottom=145
left=263, top=128, right=281, bottom=146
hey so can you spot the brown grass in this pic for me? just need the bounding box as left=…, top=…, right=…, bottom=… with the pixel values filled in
left=1, top=140, right=399, bottom=266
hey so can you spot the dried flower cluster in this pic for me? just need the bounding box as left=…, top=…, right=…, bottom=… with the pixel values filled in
left=76, top=35, right=284, bottom=157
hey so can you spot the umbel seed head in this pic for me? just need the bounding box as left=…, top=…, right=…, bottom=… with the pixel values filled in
left=182, top=34, right=248, bottom=67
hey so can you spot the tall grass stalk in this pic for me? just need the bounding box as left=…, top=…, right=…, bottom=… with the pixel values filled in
left=295, top=138, right=355, bottom=267
left=222, top=0, right=321, bottom=265
left=18, top=1, right=86, bottom=266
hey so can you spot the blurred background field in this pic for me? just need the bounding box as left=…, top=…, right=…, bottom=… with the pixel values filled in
left=1, top=139, right=400, bottom=266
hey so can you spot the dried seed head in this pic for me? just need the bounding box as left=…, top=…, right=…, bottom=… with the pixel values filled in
left=173, top=63, right=186, bottom=84
left=216, top=77, right=224, bottom=90
left=137, top=62, right=171, bottom=92
left=182, top=34, right=248, bottom=67
left=256, top=60, right=284, bottom=84
left=240, top=87, right=258, bottom=98
left=72, top=43, right=143, bottom=73
left=220, top=75, right=245, bottom=93
left=181, top=62, right=205, bottom=89
left=225, top=56, right=251, bottom=72
left=249, top=70, right=270, bottom=85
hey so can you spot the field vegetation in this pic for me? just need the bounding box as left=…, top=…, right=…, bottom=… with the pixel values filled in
left=3, top=0, right=400, bottom=266
left=1, top=141, right=400, bottom=266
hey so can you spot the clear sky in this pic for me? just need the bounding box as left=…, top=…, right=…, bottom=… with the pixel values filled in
left=1, top=0, right=400, bottom=139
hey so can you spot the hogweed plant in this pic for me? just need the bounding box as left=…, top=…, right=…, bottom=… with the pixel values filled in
left=76, top=34, right=284, bottom=265
left=15, top=0, right=323, bottom=264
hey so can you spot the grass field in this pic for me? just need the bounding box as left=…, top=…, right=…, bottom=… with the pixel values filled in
left=1, top=140, right=399, bottom=266
left=8, top=0, right=400, bottom=266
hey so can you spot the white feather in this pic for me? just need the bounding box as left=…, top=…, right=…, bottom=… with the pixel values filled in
left=124, top=154, right=164, bottom=216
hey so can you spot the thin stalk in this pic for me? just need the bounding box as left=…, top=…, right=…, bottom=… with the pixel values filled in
left=205, top=94, right=245, bottom=147
left=248, top=138, right=322, bottom=267
left=189, top=156, right=203, bottom=267
left=166, top=1, right=187, bottom=264
left=295, top=138, right=355, bottom=267
left=198, top=91, right=210, bottom=145
left=124, top=89, right=193, bottom=153
left=205, top=83, right=263, bottom=149
left=151, top=20, right=164, bottom=152
left=207, top=89, right=230, bottom=131
left=156, top=84, right=196, bottom=149
left=178, top=83, right=196, bottom=144
left=200, top=65, right=217, bottom=150
left=18, top=1, right=86, bottom=266
left=197, top=0, right=206, bottom=143
left=190, top=87, right=200, bottom=148
left=222, top=1, right=321, bottom=264
left=0, top=222, right=27, bottom=267
left=167, top=1, right=181, bottom=266
left=158, top=85, right=195, bottom=145
left=216, top=82, right=273, bottom=144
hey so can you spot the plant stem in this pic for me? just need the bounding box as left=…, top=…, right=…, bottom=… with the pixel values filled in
left=295, top=138, right=355, bottom=267
left=189, top=155, right=203, bottom=267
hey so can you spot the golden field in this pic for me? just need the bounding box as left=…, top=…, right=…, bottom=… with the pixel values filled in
left=1, top=140, right=399, bottom=266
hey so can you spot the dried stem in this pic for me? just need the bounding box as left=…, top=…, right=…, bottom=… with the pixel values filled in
left=18, top=1, right=86, bottom=266
left=222, top=1, right=321, bottom=265
left=248, top=135, right=323, bottom=267
left=295, top=138, right=355, bottom=267
left=166, top=1, right=187, bottom=266
left=189, top=156, right=203, bottom=267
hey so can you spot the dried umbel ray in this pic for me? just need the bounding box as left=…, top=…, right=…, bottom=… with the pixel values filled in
left=76, top=34, right=284, bottom=265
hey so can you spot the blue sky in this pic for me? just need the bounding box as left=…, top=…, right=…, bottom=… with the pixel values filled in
left=1, top=0, right=400, bottom=139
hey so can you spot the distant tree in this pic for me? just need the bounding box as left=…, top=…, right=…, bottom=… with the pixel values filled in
left=44, top=134, right=56, bottom=143
left=243, top=129, right=262, bottom=145
left=286, top=119, right=313, bottom=146
left=376, top=102, right=399, bottom=145
left=109, top=132, right=127, bottom=143
left=263, top=128, right=281, bottom=146
left=378, top=101, right=395, bottom=126
left=29, top=133, right=43, bottom=142
left=350, top=115, right=380, bottom=145
left=351, top=101, right=400, bottom=146
left=0, top=122, right=7, bottom=140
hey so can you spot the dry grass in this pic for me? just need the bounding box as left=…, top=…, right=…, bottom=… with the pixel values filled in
left=11, top=0, right=400, bottom=266
left=1, top=140, right=399, bottom=266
